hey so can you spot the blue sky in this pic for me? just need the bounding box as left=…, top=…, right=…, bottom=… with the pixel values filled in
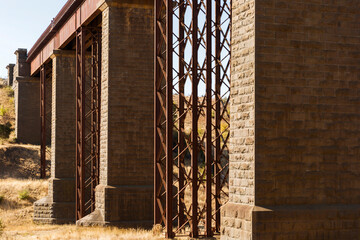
left=0, top=0, right=68, bottom=77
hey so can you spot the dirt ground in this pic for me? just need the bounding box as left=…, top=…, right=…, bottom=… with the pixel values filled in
left=0, top=144, right=51, bottom=179
left=0, top=179, right=163, bottom=240
left=0, top=80, right=163, bottom=240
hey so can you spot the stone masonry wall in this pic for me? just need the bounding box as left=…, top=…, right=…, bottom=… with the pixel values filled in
left=14, top=77, right=40, bottom=144
left=255, top=0, right=360, bottom=207
left=221, top=0, right=255, bottom=239
left=13, top=48, right=40, bottom=144
left=222, top=0, right=360, bottom=239
left=6, top=64, right=15, bottom=86
left=34, top=51, right=77, bottom=224
left=94, top=1, right=154, bottom=226
left=51, top=51, right=76, bottom=180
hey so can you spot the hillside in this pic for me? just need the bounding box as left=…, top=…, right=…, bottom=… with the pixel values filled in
left=0, top=84, right=161, bottom=240
left=0, top=84, right=15, bottom=142
left=0, top=83, right=50, bottom=179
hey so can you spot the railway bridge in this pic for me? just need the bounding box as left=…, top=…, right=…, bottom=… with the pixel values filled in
left=4, top=0, right=360, bottom=239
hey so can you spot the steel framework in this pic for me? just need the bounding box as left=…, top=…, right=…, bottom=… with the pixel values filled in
left=40, top=62, right=52, bottom=179
left=154, top=0, right=231, bottom=237
left=76, top=26, right=102, bottom=220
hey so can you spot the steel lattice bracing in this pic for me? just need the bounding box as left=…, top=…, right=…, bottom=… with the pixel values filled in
left=154, top=0, right=231, bottom=237
left=40, top=62, right=52, bottom=179
left=76, top=26, right=102, bottom=220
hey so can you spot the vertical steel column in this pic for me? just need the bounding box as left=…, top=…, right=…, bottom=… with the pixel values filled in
left=205, top=0, right=212, bottom=236
left=76, top=26, right=102, bottom=220
left=178, top=0, right=185, bottom=230
left=97, top=31, right=101, bottom=204
left=96, top=30, right=101, bottom=208
left=90, top=29, right=101, bottom=213
left=154, top=0, right=167, bottom=229
left=214, top=0, right=223, bottom=232
left=76, top=27, right=86, bottom=221
left=191, top=0, right=199, bottom=237
left=154, top=0, right=231, bottom=237
left=154, top=0, right=161, bottom=224
left=40, top=65, right=46, bottom=179
left=214, top=0, right=221, bottom=232
left=166, top=0, right=174, bottom=237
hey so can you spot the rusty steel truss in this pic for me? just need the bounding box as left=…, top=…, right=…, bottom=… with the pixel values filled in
left=40, top=62, right=52, bottom=179
left=76, top=26, right=102, bottom=220
left=154, top=0, right=231, bottom=237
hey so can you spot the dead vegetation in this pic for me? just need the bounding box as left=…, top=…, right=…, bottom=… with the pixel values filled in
left=0, top=84, right=15, bottom=143
left=0, top=179, right=163, bottom=240
left=0, top=85, right=162, bottom=239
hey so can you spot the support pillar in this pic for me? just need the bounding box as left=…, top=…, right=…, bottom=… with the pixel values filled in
left=77, top=0, right=154, bottom=227
left=221, top=0, right=360, bottom=239
left=6, top=64, right=15, bottom=86
left=13, top=48, right=40, bottom=144
left=34, top=50, right=77, bottom=224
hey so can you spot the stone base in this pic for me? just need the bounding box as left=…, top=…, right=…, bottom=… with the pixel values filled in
left=77, top=210, right=107, bottom=226
left=50, top=178, right=76, bottom=203
left=221, top=203, right=360, bottom=240
left=33, top=196, right=75, bottom=224
left=76, top=209, right=153, bottom=228
left=78, top=184, right=153, bottom=228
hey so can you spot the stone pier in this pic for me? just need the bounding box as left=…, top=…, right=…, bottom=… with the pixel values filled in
left=6, top=64, right=15, bottom=86
left=221, top=0, right=360, bottom=239
left=34, top=50, right=77, bottom=224
left=77, top=0, right=154, bottom=227
left=13, top=49, right=40, bottom=144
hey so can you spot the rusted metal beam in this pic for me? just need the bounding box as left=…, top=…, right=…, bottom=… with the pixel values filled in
left=178, top=0, right=186, bottom=230
left=154, top=0, right=164, bottom=227
left=214, top=0, right=221, bottom=232
left=76, top=26, right=102, bottom=220
left=165, top=0, right=174, bottom=237
left=154, top=0, right=231, bottom=237
left=76, top=27, right=86, bottom=220
left=29, top=0, right=102, bottom=75
left=205, top=0, right=212, bottom=236
left=90, top=29, right=101, bottom=213
left=40, top=65, right=46, bottom=179
left=191, top=0, right=199, bottom=237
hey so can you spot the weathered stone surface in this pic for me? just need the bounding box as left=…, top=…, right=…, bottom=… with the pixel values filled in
left=79, top=1, right=154, bottom=227
left=34, top=50, right=77, bottom=224
left=13, top=76, right=40, bottom=144
left=222, top=0, right=360, bottom=239
left=6, top=64, right=15, bottom=86
left=12, top=48, right=40, bottom=144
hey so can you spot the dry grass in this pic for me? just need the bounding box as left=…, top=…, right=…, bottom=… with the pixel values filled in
left=3, top=226, right=163, bottom=240
left=0, top=179, right=48, bottom=227
left=0, top=179, right=163, bottom=240
left=0, top=85, right=15, bottom=144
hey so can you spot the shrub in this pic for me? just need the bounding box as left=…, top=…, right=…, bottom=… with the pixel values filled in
left=0, top=219, right=4, bottom=234
left=0, top=105, right=7, bottom=116
left=5, top=86, right=14, bottom=97
left=0, top=122, right=12, bottom=139
left=19, top=190, right=30, bottom=200
left=9, top=138, right=18, bottom=144
left=152, top=224, right=163, bottom=236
